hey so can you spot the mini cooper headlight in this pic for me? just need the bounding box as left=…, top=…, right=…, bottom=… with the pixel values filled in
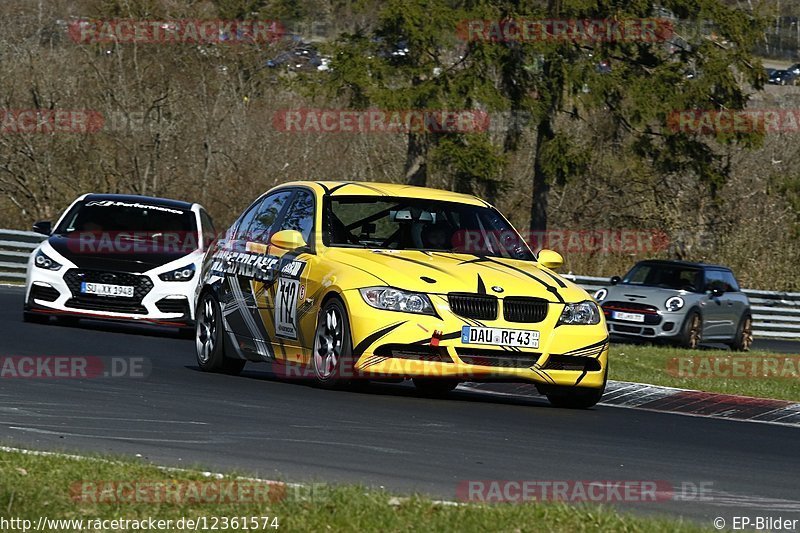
left=158, top=264, right=196, bottom=282
left=593, top=288, right=608, bottom=301
left=34, top=250, right=62, bottom=271
left=665, top=296, right=684, bottom=312
left=558, top=301, right=601, bottom=325
left=360, top=287, right=434, bottom=315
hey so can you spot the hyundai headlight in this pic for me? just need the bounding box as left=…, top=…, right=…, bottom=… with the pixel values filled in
left=34, top=250, right=62, bottom=271
left=360, top=287, right=434, bottom=315
left=665, top=296, right=684, bottom=312
left=558, top=301, right=601, bottom=325
left=158, top=264, right=196, bottom=282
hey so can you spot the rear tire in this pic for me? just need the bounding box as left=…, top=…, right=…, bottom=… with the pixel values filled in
left=311, top=298, right=354, bottom=388
left=727, top=314, right=753, bottom=352
left=679, top=311, right=702, bottom=349
left=413, top=379, right=459, bottom=396
left=195, top=291, right=245, bottom=375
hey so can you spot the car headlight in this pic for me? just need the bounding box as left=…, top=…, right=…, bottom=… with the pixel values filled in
left=158, top=264, right=196, bottom=282
left=593, top=288, right=608, bottom=301
left=558, top=301, right=601, bottom=325
left=360, top=287, right=434, bottom=315
left=665, top=296, right=684, bottom=312
left=34, top=250, right=62, bottom=271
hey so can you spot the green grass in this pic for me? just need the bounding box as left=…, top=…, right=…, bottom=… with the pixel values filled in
left=609, top=343, right=800, bottom=402
left=0, top=448, right=711, bottom=532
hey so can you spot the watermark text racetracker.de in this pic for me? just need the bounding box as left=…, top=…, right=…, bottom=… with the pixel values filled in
left=68, top=19, right=285, bottom=45
left=668, top=109, right=800, bottom=135
left=456, top=480, right=714, bottom=503
left=668, top=356, right=800, bottom=379
left=0, top=356, right=150, bottom=379
left=70, top=480, right=324, bottom=504
left=457, top=18, right=673, bottom=43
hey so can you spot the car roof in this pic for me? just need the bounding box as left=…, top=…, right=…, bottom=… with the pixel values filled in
left=636, top=259, right=732, bottom=271
left=82, top=193, right=195, bottom=210
left=279, top=181, right=489, bottom=207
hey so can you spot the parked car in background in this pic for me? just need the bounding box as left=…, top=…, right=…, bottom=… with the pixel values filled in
left=768, top=69, right=797, bottom=85
left=24, top=194, right=214, bottom=335
left=593, top=260, right=752, bottom=350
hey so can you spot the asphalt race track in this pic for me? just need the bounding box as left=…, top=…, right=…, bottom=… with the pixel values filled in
left=1, top=285, right=799, bottom=525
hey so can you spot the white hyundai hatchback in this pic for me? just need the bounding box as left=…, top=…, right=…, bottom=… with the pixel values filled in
left=24, top=193, right=215, bottom=335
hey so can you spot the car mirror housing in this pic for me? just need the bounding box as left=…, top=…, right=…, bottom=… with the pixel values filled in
left=32, top=220, right=52, bottom=236
left=270, top=229, right=307, bottom=250
left=710, top=287, right=725, bottom=298
left=610, top=275, right=621, bottom=285
left=537, top=249, right=563, bottom=269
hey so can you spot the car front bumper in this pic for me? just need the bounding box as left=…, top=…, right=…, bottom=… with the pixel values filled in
left=342, top=290, right=609, bottom=389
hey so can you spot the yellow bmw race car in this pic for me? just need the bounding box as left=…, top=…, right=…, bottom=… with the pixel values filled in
left=194, top=181, right=609, bottom=408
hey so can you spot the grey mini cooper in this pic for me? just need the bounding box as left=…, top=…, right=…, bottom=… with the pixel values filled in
left=594, top=260, right=752, bottom=350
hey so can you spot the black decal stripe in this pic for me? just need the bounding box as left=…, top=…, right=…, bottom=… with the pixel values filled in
left=540, top=268, right=567, bottom=288
left=477, top=274, right=486, bottom=294
left=316, top=182, right=331, bottom=194
left=484, top=257, right=565, bottom=304
left=563, top=337, right=609, bottom=357
left=387, top=254, right=450, bottom=274
left=352, top=321, right=407, bottom=358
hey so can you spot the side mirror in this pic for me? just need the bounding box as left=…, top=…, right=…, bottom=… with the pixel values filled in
left=269, top=229, right=307, bottom=251
left=537, top=249, right=563, bottom=270
left=610, top=275, right=621, bottom=285
left=709, top=287, right=724, bottom=298
left=32, top=220, right=52, bottom=236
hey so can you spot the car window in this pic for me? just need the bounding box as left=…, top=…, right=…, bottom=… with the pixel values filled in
left=246, top=191, right=293, bottom=243
left=705, top=269, right=739, bottom=292
left=622, top=263, right=703, bottom=292
left=233, top=197, right=266, bottom=240
left=199, top=209, right=216, bottom=248
left=277, top=190, right=315, bottom=244
left=326, top=196, right=533, bottom=260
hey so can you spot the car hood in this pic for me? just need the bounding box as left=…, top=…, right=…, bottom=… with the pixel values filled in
left=325, top=248, right=587, bottom=302
left=47, top=234, right=195, bottom=273
left=601, top=284, right=701, bottom=307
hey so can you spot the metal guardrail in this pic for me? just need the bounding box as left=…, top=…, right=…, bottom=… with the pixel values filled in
left=0, top=229, right=44, bottom=283
left=0, top=229, right=797, bottom=340
left=564, top=274, right=800, bottom=340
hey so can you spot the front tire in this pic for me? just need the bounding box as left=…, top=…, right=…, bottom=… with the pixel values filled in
left=727, top=314, right=753, bottom=352
left=311, top=298, right=354, bottom=388
left=195, top=291, right=245, bottom=375
left=679, top=311, right=702, bottom=349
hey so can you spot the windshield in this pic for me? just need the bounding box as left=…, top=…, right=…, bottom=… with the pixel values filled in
left=54, top=199, right=198, bottom=247
left=622, top=263, right=703, bottom=293
left=326, top=196, right=534, bottom=261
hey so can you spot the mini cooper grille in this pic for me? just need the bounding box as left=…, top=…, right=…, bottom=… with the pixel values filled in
left=543, top=355, right=602, bottom=372
left=456, top=348, right=541, bottom=368
left=503, top=297, right=549, bottom=323
left=602, top=301, right=662, bottom=325
left=63, top=269, right=153, bottom=315
left=448, top=293, right=498, bottom=320
left=30, top=284, right=60, bottom=302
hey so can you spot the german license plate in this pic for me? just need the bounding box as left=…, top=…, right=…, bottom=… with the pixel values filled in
left=461, top=326, right=539, bottom=349
left=612, top=311, right=645, bottom=323
left=81, top=282, right=134, bottom=297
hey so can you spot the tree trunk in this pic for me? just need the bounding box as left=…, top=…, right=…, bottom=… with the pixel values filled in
left=404, top=132, right=427, bottom=186
left=530, top=115, right=553, bottom=233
